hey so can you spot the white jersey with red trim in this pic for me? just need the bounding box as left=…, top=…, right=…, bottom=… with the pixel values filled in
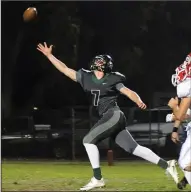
left=172, top=53, right=191, bottom=87
left=176, top=78, right=191, bottom=98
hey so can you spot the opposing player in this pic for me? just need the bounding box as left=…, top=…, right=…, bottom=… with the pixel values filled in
left=166, top=108, right=191, bottom=189
left=37, top=42, right=178, bottom=191
left=168, top=52, right=191, bottom=188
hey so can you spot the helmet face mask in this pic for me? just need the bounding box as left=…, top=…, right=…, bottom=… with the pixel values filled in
left=90, top=55, right=113, bottom=73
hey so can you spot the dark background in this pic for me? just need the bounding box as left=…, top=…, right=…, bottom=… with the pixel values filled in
left=2, top=1, right=191, bottom=119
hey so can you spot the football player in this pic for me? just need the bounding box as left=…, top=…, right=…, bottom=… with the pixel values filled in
left=37, top=42, right=178, bottom=191
left=168, top=52, right=191, bottom=189
left=166, top=108, right=191, bottom=189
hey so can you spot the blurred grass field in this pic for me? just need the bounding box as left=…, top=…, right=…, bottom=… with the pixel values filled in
left=2, top=160, right=190, bottom=191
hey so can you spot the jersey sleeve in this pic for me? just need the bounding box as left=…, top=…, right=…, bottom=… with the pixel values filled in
left=76, top=69, right=83, bottom=85
left=116, top=82, right=125, bottom=91
left=76, top=68, right=91, bottom=86
left=114, top=72, right=126, bottom=91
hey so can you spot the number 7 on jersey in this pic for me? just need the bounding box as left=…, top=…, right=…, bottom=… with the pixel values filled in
left=91, top=90, right=100, bottom=106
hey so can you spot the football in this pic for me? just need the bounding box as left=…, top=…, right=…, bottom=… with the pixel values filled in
left=23, top=7, right=37, bottom=22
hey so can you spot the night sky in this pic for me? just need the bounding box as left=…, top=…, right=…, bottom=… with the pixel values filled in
left=2, top=1, right=191, bottom=117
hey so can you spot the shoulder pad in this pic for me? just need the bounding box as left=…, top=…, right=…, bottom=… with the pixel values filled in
left=112, top=71, right=125, bottom=78
left=111, top=72, right=126, bottom=84
left=81, top=68, right=91, bottom=73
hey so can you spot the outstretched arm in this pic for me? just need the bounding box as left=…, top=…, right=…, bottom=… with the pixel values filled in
left=119, top=86, right=147, bottom=109
left=46, top=54, right=77, bottom=81
left=37, top=42, right=77, bottom=82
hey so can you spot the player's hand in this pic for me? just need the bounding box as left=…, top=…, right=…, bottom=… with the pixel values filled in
left=37, top=42, right=53, bottom=57
left=137, top=100, right=147, bottom=110
left=171, top=132, right=180, bottom=144
left=168, top=97, right=179, bottom=109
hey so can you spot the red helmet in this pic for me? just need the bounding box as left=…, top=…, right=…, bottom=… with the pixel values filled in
left=171, top=52, right=191, bottom=86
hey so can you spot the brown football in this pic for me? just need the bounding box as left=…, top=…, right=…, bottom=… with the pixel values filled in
left=23, top=7, right=37, bottom=22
